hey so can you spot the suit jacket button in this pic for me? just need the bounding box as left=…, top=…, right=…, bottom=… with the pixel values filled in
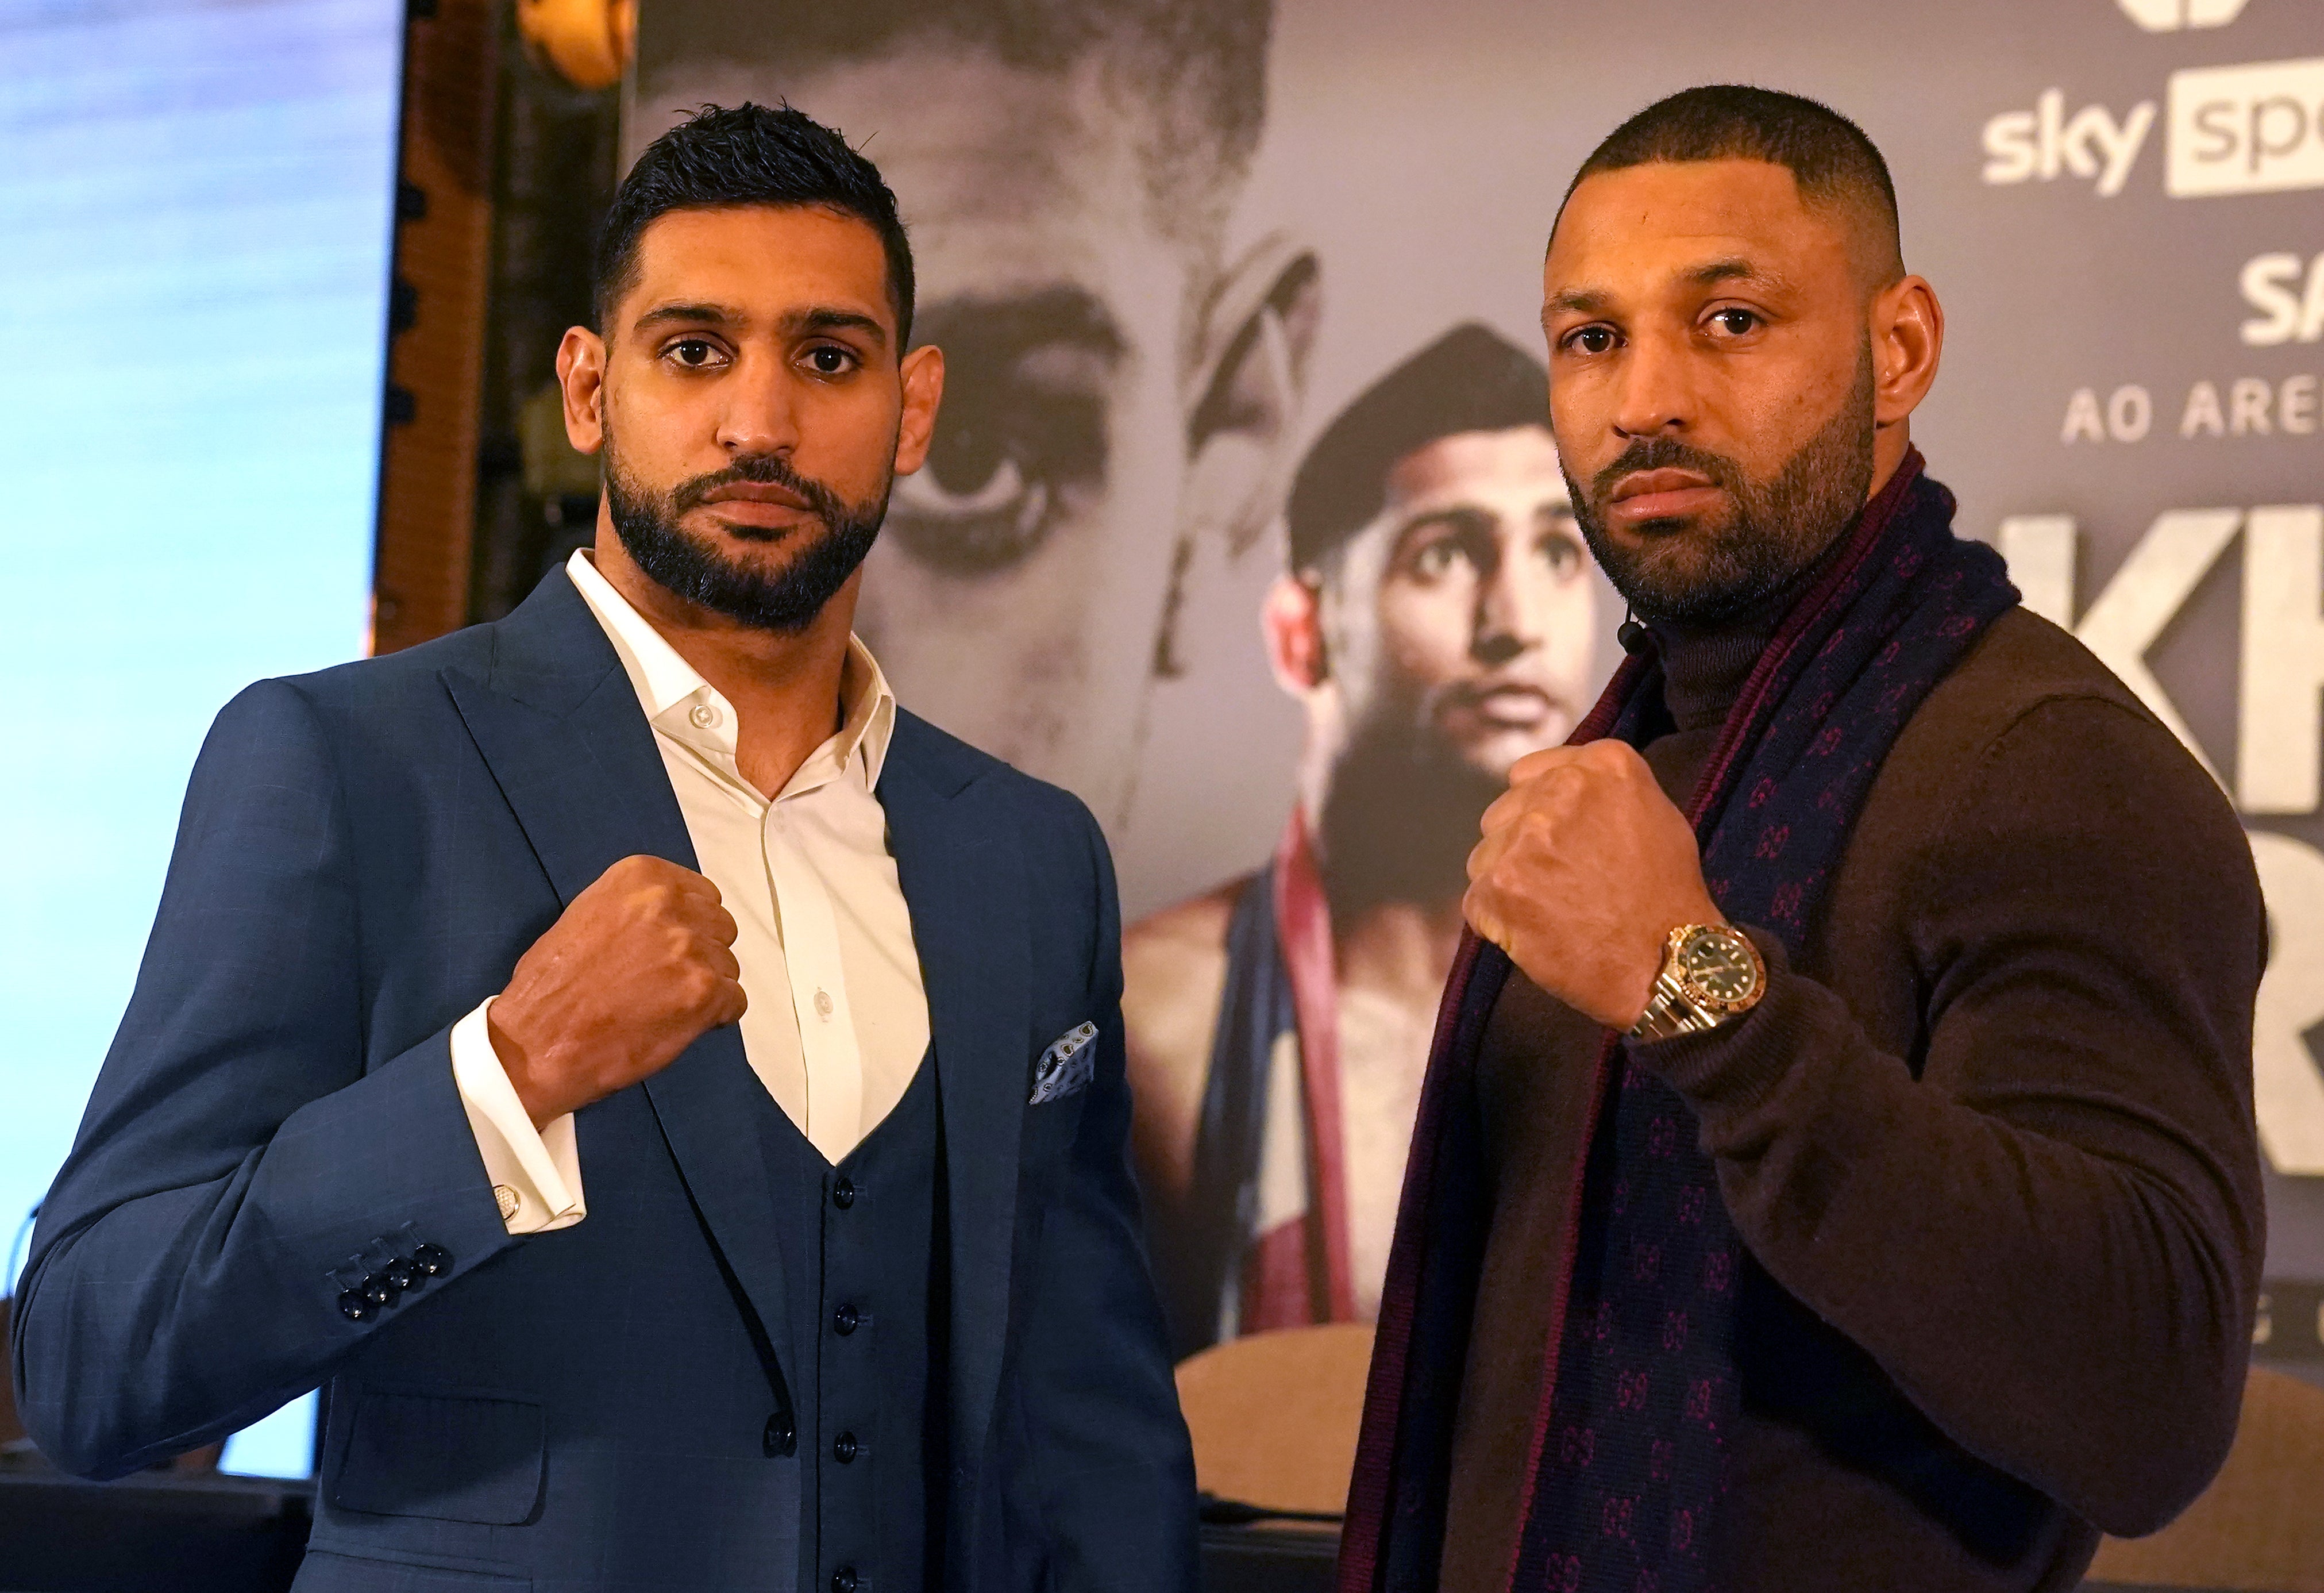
left=763, top=1412, right=795, bottom=1457
left=831, top=1177, right=855, bottom=1210
left=337, top=1290, right=375, bottom=1323
left=833, top=1431, right=858, bottom=1464
left=410, top=1243, right=452, bottom=1276
left=832, top=1303, right=859, bottom=1336
left=832, top=1568, right=858, bottom=1593
left=360, top=1273, right=397, bottom=1309
left=381, top=1257, right=419, bottom=1291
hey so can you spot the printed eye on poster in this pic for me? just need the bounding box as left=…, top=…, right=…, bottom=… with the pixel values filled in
left=630, top=0, right=2324, bottom=1371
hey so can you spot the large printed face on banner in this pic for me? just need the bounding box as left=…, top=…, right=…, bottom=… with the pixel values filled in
left=1320, top=425, right=1593, bottom=785
left=633, top=10, right=1302, bottom=828
left=639, top=0, right=2324, bottom=1373
left=1127, top=344, right=1594, bottom=1350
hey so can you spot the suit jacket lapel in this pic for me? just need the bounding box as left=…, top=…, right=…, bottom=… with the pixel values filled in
left=878, top=717, right=1029, bottom=1472
left=442, top=569, right=796, bottom=1389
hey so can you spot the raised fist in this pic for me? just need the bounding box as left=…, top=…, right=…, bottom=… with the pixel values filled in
left=1464, top=740, right=1722, bottom=1031
left=487, top=855, right=746, bottom=1127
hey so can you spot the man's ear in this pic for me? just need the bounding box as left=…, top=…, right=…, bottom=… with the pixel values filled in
left=893, top=344, right=946, bottom=476
left=1869, top=274, right=1943, bottom=430
left=1182, top=234, right=1323, bottom=561
left=1260, top=571, right=1329, bottom=698
left=1148, top=237, right=1321, bottom=679
left=557, top=326, right=608, bottom=456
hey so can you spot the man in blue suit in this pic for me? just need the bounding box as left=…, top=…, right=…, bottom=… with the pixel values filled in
left=12, top=103, right=1197, bottom=1593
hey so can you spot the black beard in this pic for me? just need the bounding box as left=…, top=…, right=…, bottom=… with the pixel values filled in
left=604, top=442, right=889, bottom=634
left=1316, top=713, right=1507, bottom=924
left=1568, top=349, right=1875, bottom=628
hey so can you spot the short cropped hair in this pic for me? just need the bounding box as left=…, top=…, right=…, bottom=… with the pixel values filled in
left=594, top=102, right=916, bottom=344
left=1562, top=85, right=1904, bottom=283
left=642, top=0, right=1271, bottom=240
left=1287, top=324, right=1549, bottom=575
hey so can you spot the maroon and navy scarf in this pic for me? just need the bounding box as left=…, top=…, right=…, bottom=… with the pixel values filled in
left=1338, top=453, right=2019, bottom=1593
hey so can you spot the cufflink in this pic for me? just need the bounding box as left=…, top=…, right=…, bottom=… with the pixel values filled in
left=494, top=1184, right=521, bottom=1221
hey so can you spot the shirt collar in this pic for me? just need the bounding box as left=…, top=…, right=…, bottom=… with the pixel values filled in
left=564, top=549, right=896, bottom=792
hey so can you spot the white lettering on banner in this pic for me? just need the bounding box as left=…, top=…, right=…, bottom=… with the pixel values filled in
left=2061, top=384, right=2154, bottom=444
left=2184, top=380, right=2228, bottom=437
left=2240, top=506, right=2324, bottom=814
left=2062, top=374, right=2323, bottom=443
left=2012, top=507, right=2240, bottom=782
left=1999, top=514, right=2324, bottom=1172
left=2240, top=252, right=2324, bottom=347
left=2118, top=0, right=2250, bottom=31
left=2183, top=374, right=2324, bottom=436
left=1983, top=90, right=2156, bottom=195
left=1997, top=515, right=2077, bottom=620
left=2168, top=58, right=2324, bottom=198
left=2246, top=832, right=2324, bottom=1175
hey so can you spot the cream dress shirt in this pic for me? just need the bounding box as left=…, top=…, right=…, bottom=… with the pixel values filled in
left=447, top=549, right=932, bottom=1233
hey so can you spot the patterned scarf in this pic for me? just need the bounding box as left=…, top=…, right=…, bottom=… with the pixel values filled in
left=1339, top=453, right=2019, bottom=1593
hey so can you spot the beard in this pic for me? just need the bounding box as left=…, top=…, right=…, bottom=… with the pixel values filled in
left=604, top=435, right=891, bottom=634
left=1568, top=345, right=1876, bottom=627
left=1316, top=707, right=1509, bottom=922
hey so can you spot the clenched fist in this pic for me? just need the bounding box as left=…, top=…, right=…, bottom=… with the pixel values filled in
left=1464, top=740, right=1724, bottom=1031
left=488, top=855, right=746, bottom=1128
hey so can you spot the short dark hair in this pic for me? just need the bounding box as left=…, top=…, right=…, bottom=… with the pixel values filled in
left=594, top=102, right=916, bottom=345
left=1560, top=85, right=1903, bottom=284
left=640, top=0, right=1270, bottom=243
left=1286, top=324, right=1549, bottom=574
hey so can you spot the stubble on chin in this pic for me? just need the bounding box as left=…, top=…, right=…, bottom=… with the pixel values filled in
left=1567, top=355, right=1877, bottom=626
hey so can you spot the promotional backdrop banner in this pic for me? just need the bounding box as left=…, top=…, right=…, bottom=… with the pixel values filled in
left=631, top=0, right=2324, bottom=1372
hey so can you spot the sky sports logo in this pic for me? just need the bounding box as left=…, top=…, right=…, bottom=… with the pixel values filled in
left=2169, top=57, right=2324, bottom=195
left=1982, top=56, right=2324, bottom=198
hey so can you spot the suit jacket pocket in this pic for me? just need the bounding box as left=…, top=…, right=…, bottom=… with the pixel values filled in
left=331, top=1389, right=546, bottom=1526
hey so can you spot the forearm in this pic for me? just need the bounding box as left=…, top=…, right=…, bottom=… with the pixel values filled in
left=14, top=1025, right=516, bottom=1477
left=1643, top=939, right=2258, bottom=1533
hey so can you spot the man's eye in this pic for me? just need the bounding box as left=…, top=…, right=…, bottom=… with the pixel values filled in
left=1542, top=536, right=1583, bottom=577
left=667, top=339, right=722, bottom=369
left=804, top=345, right=855, bottom=376
left=1412, top=538, right=1468, bottom=579
left=1709, top=309, right=1760, bottom=337
left=1565, top=326, right=1617, bottom=355
left=887, top=367, right=1105, bottom=578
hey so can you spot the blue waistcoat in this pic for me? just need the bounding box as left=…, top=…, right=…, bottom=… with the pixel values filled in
left=762, top=1054, right=946, bottom=1593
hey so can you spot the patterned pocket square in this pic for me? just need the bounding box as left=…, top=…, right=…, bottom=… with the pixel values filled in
left=1030, top=1021, right=1100, bottom=1105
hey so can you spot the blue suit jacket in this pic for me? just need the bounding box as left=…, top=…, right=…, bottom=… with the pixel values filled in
left=11, top=570, right=1197, bottom=1593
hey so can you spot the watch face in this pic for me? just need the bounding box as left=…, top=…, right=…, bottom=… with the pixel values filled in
left=1678, top=928, right=1760, bottom=1004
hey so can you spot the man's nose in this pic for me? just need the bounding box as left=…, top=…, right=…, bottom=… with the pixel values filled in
left=1473, top=545, right=1541, bottom=665
left=715, top=356, right=803, bottom=457
left=1610, top=328, right=1695, bottom=439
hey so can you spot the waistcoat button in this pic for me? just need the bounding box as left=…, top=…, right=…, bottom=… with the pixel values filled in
left=833, top=1303, right=860, bottom=1336
left=834, top=1431, right=858, bottom=1464
left=763, top=1411, right=796, bottom=1457
left=832, top=1567, right=858, bottom=1593
left=832, top=1176, right=855, bottom=1210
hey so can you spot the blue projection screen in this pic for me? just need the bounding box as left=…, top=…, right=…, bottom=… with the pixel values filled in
left=0, top=0, right=406, bottom=1476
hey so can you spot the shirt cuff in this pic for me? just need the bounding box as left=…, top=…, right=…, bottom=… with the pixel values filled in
left=450, top=998, right=587, bottom=1234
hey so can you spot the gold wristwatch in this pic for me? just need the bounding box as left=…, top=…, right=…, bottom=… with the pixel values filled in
left=1627, top=923, right=1767, bottom=1042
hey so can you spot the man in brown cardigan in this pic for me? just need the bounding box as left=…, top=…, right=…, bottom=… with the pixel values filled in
left=1337, top=87, right=2265, bottom=1593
